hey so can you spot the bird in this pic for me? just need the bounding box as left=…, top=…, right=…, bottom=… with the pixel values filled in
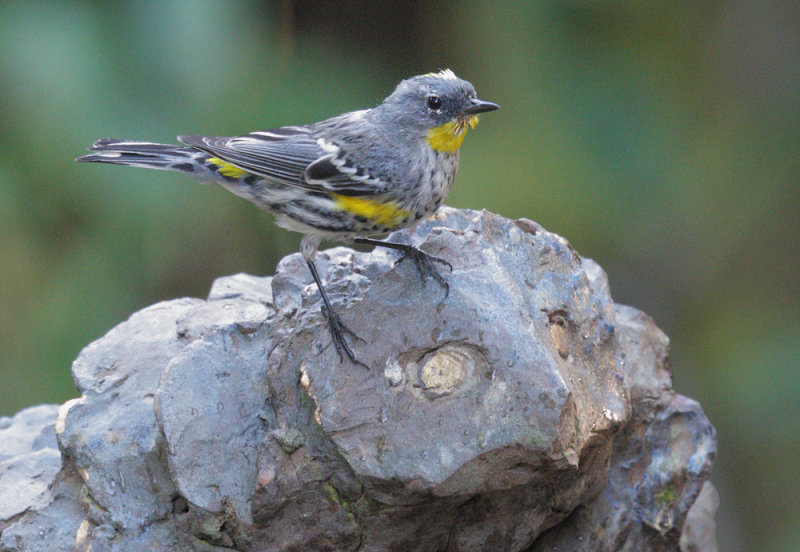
left=77, top=69, right=499, bottom=366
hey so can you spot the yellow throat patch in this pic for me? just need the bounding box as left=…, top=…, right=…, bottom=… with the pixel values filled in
left=332, top=194, right=411, bottom=227
left=426, top=116, right=480, bottom=153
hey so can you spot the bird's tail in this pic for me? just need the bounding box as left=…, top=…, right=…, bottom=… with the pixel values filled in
left=76, top=138, right=221, bottom=180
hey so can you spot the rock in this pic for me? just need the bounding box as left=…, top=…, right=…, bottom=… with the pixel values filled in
left=680, top=482, right=720, bottom=552
left=56, top=299, right=202, bottom=530
left=530, top=305, right=718, bottom=551
left=0, top=404, right=59, bottom=463
left=0, top=208, right=717, bottom=551
left=0, top=405, right=61, bottom=522
left=0, top=405, right=72, bottom=551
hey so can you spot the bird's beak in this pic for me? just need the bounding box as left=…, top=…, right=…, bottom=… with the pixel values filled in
left=463, top=98, right=500, bottom=115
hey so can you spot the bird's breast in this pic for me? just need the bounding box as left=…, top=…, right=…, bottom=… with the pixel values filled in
left=407, top=149, right=459, bottom=219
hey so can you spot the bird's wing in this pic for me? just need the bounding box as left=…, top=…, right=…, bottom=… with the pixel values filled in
left=179, top=124, right=386, bottom=196
left=180, top=127, right=316, bottom=188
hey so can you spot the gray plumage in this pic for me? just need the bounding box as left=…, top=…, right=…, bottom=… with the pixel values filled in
left=77, top=70, right=498, bottom=365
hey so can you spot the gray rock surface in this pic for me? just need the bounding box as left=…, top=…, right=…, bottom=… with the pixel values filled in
left=0, top=208, right=717, bottom=551
left=0, top=405, right=61, bottom=522
left=680, top=482, right=720, bottom=552
left=0, top=405, right=59, bottom=463
left=530, top=305, right=717, bottom=551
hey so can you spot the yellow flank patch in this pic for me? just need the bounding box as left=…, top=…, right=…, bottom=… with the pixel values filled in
left=332, top=194, right=412, bottom=227
left=207, top=157, right=250, bottom=178
left=426, top=116, right=480, bottom=153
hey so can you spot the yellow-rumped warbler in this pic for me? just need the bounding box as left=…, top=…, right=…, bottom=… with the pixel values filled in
left=77, top=69, right=498, bottom=366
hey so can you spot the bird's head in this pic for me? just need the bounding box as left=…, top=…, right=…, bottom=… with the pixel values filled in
left=379, top=69, right=499, bottom=153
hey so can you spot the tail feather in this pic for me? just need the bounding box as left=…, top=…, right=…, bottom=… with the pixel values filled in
left=76, top=139, right=214, bottom=177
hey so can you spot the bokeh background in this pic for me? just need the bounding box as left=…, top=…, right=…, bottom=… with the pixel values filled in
left=1, top=2, right=797, bottom=550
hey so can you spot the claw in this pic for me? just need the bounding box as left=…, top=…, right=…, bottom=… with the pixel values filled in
left=395, top=246, right=452, bottom=297
left=320, top=304, right=369, bottom=369
left=306, top=258, right=369, bottom=369
left=354, top=236, right=452, bottom=300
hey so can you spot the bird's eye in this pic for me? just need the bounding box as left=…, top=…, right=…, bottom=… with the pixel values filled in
left=427, top=95, right=442, bottom=110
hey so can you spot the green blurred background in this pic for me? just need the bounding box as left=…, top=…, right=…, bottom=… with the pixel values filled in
left=1, top=2, right=797, bottom=550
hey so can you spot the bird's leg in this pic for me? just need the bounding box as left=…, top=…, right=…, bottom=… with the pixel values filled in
left=355, top=236, right=453, bottom=298
left=305, top=259, right=367, bottom=368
